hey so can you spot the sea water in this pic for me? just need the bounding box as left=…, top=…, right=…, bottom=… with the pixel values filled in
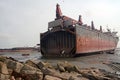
left=0, top=49, right=120, bottom=62
left=0, top=49, right=120, bottom=72
left=0, top=51, right=41, bottom=62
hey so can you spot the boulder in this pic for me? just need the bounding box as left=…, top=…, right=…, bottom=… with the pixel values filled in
left=25, top=60, right=38, bottom=68
left=79, top=68, right=110, bottom=80
left=69, top=76, right=89, bottom=80
left=0, top=61, right=10, bottom=80
left=43, top=68, right=83, bottom=80
left=41, top=68, right=75, bottom=80
left=0, top=56, right=7, bottom=62
left=9, top=76, right=16, bottom=80
left=41, top=67, right=60, bottom=76
left=0, top=73, right=10, bottom=80
left=73, top=65, right=81, bottom=73
left=0, top=56, right=120, bottom=80
left=8, top=69, right=13, bottom=75
left=20, top=64, right=43, bottom=80
left=37, top=61, right=53, bottom=69
left=0, top=61, right=9, bottom=74
left=20, top=64, right=38, bottom=74
left=44, top=75, right=62, bottom=80
left=5, top=59, right=24, bottom=73
left=15, top=77, right=22, bottom=80
left=59, top=72, right=83, bottom=80
left=57, top=64, right=65, bottom=72
left=57, top=61, right=78, bottom=72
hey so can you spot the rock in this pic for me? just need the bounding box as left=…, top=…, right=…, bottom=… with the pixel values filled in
left=15, top=62, right=24, bottom=73
left=79, top=68, right=110, bottom=80
left=0, top=62, right=10, bottom=80
left=6, top=60, right=16, bottom=69
left=42, top=67, right=71, bottom=80
left=69, top=76, right=89, bottom=80
left=0, top=61, right=9, bottom=74
left=41, top=68, right=73, bottom=80
left=8, top=69, right=13, bottom=75
left=57, top=64, right=65, bottom=72
left=15, top=77, right=22, bottom=80
left=73, top=65, right=80, bottom=73
left=69, top=76, right=75, bottom=80
left=20, top=64, right=38, bottom=74
left=0, top=73, right=10, bottom=80
left=41, top=67, right=60, bottom=76
left=0, top=56, right=120, bottom=80
left=10, top=76, right=15, bottom=80
left=100, top=70, right=120, bottom=80
left=37, top=61, right=53, bottom=69
left=25, top=60, right=38, bottom=68
left=59, top=72, right=82, bottom=80
left=57, top=61, right=77, bottom=72
left=20, top=64, right=43, bottom=80
left=5, top=59, right=24, bottom=73
left=43, top=70, right=82, bottom=80
left=0, top=56, right=7, bottom=62
left=44, top=75, right=62, bottom=80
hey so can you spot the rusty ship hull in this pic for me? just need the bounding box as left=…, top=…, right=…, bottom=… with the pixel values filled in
left=75, top=25, right=118, bottom=54
left=40, top=25, right=118, bottom=57
left=40, top=4, right=119, bottom=57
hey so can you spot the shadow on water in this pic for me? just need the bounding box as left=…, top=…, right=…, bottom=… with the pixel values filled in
left=39, top=48, right=120, bottom=60
left=38, top=49, right=120, bottom=63
left=75, top=52, right=101, bottom=57
left=39, top=56, right=75, bottom=61
left=39, top=52, right=102, bottom=61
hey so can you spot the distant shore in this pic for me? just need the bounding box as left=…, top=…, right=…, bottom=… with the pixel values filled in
left=0, top=47, right=39, bottom=52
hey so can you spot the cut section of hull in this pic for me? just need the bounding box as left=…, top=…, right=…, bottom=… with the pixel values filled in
left=41, top=30, right=76, bottom=57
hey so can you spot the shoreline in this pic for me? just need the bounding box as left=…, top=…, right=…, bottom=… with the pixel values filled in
left=0, top=56, right=120, bottom=80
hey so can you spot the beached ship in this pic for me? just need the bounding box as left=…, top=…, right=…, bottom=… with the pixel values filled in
left=40, top=4, right=119, bottom=57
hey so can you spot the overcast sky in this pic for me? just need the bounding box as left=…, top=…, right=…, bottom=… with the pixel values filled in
left=0, top=0, right=120, bottom=48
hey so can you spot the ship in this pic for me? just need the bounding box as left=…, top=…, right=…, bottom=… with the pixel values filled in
left=40, top=4, right=119, bottom=57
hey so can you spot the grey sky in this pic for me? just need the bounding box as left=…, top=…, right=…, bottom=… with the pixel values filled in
left=0, top=0, right=120, bottom=48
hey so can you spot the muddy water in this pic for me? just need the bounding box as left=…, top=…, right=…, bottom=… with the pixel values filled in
left=0, top=49, right=120, bottom=72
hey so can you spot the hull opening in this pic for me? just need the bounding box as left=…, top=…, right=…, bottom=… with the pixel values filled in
left=41, top=31, right=76, bottom=57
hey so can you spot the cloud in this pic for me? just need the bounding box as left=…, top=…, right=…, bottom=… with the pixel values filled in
left=0, top=0, right=120, bottom=48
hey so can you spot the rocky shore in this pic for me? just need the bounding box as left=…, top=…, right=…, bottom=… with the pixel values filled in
left=0, top=56, right=120, bottom=80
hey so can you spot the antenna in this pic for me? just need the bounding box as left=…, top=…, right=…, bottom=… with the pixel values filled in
left=100, top=26, right=102, bottom=32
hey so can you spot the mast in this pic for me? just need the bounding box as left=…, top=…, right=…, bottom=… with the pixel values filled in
left=100, top=26, right=102, bottom=32
left=78, top=15, right=83, bottom=25
left=91, top=21, right=95, bottom=30
left=56, top=4, right=62, bottom=19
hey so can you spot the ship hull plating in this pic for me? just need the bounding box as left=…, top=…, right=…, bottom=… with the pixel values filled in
left=41, top=30, right=76, bottom=57
left=40, top=25, right=118, bottom=57
left=76, top=25, right=118, bottom=54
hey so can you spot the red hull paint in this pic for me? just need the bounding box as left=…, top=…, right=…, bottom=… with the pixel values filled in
left=76, top=36, right=116, bottom=54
